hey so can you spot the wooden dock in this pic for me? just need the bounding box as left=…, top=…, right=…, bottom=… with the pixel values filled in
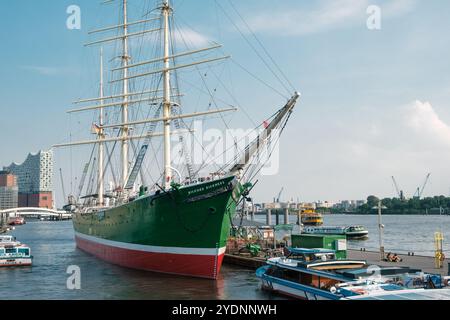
left=224, top=254, right=267, bottom=269
left=224, top=250, right=450, bottom=277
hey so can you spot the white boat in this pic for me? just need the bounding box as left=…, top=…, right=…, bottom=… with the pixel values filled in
left=256, top=248, right=449, bottom=300
left=303, top=225, right=369, bottom=239
left=0, top=244, right=33, bottom=267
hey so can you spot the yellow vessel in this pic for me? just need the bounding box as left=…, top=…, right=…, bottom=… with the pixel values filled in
left=301, top=206, right=324, bottom=226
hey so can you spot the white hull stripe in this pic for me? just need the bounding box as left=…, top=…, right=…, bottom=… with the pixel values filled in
left=75, top=232, right=226, bottom=256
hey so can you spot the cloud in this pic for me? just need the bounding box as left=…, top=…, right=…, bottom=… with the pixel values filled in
left=406, top=100, right=450, bottom=146
left=244, top=0, right=417, bottom=36
left=20, top=65, right=74, bottom=76
left=383, top=0, right=417, bottom=17
left=173, top=28, right=211, bottom=48
left=245, top=0, right=369, bottom=36
left=275, top=99, right=450, bottom=200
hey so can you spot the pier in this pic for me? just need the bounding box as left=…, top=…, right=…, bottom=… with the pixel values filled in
left=347, top=250, right=449, bottom=276
left=224, top=250, right=450, bottom=277
left=0, top=212, right=8, bottom=233
left=0, top=207, right=72, bottom=221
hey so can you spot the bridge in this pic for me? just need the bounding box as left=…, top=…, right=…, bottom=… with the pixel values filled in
left=0, top=207, right=72, bottom=220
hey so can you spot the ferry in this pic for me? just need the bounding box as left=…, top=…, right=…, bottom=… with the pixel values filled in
left=303, top=226, right=369, bottom=239
left=0, top=244, right=33, bottom=267
left=256, top=248, right=448, bottom=300
left=301, top=207, right=323, bottom=226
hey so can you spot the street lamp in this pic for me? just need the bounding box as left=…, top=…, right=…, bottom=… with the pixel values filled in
left=372, top=200, right=388, bottom=261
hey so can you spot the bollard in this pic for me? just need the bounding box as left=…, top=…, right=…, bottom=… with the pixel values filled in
left=267, top=209, right=272, bottom=226
left=284, top=208, right=289, bottom=225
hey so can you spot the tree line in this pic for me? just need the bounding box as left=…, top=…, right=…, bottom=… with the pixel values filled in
left=356, top=195, right=450, bottom=215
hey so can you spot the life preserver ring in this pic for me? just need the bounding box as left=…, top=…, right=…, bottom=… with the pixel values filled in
left=440, top=253, right=446, bottom=262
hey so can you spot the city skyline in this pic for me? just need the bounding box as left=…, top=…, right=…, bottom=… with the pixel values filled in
left=2, top=0, right=450, bottom=207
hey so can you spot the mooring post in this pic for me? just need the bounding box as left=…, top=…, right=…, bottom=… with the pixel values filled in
left=378, top=200, right=385, bottom=261
left=275, top=210, right=279, bottom=226
left=267, top=209, right=272, bottom=226
left=284, top=208, right=289, bottom=225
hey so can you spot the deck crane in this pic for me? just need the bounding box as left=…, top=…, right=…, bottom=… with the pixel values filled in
left=414, top=173, right=431, bottom=199
left=391, top=176, right=405, bottom=201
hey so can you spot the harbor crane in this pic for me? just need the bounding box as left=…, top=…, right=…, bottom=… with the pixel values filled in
left=59, top=168, right=67, bottom=202
left=274, top=187, right=284, bottom=203
left=414, top=173, right=431, bottom=199
left=391, top=176, right=405, bottom=201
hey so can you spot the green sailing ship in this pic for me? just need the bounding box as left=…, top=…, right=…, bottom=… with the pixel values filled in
left=54, top=0, right=299, bottom=279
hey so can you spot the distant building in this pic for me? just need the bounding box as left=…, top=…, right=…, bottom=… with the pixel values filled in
left=4, top=150, right=53, bottom=209
left=315, top=201, right=335, bottom=209
left=0, top=171, right=19, bottom=210
left=333, top=200, right=366, bottom=211
left=299, top=202, right=316, bottom=210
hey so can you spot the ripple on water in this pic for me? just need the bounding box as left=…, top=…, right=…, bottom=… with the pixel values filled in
left=1, top=221, right=279, bottom=300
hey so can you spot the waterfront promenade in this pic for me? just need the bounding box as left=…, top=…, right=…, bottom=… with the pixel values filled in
left=224, top=250, right=450, bottom=277
left=348, top=250, right=449, bottom=277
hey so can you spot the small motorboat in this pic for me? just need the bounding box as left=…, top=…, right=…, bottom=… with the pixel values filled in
left=8, top=217, right=26, bottom=226
left=0, top=243, right=33, bottom=267
left=303, top=225, right=369, bottom=239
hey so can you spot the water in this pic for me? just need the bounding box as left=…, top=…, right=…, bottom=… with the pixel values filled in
left=0, top=221, right=280, bottom=300
left=2, top=214, right=448, bottom=299
left=254, top=214, right=450, bottom=256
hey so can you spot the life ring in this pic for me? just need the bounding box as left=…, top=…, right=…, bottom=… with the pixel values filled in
left=440, top=253, right=446, bottom=262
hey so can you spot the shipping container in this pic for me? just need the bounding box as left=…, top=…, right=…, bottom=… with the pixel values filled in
left=291, top=234, right=347, bottom=259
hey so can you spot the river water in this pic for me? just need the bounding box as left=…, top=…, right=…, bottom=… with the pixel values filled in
left=254, top=214, right=450, bottom=257
left=0, top=221, right=279, bottom=300
left=1, top=214, right=448, bottom=300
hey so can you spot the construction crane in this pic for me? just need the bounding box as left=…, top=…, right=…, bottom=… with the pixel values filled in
left=414, top=173, right=431, bottom=199
left=59, top=168, right=67, bottom=203
left=274, top=187, right=284, bottom=203
left=391, top=176, right=405, bottom=201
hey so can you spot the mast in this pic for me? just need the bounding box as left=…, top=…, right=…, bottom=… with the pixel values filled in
left=98, top=47, right=104, bottom=206
left=162, top=0, right=172, bottom=190
left=121, top=0, right=130, bottom=188
left=229, top=92, right=300, bottom=176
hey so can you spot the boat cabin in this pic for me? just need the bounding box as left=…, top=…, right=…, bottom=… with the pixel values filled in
left=0, top=235, right=18, bottom=245
left=0, top=245, right=31, bottom=258
left=286, top=248, right=337, bottom=262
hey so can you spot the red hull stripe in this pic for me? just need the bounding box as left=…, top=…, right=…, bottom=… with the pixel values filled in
left=75, top=232, right=226, bottom=256
left=75, top=235, right=225, bottom=279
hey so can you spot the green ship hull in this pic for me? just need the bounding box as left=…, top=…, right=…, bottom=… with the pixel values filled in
left=73, top=176, right=244, bottom=279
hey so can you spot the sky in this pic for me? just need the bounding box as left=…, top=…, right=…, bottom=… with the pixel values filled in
left=1, top=0, right=450, bottom=207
